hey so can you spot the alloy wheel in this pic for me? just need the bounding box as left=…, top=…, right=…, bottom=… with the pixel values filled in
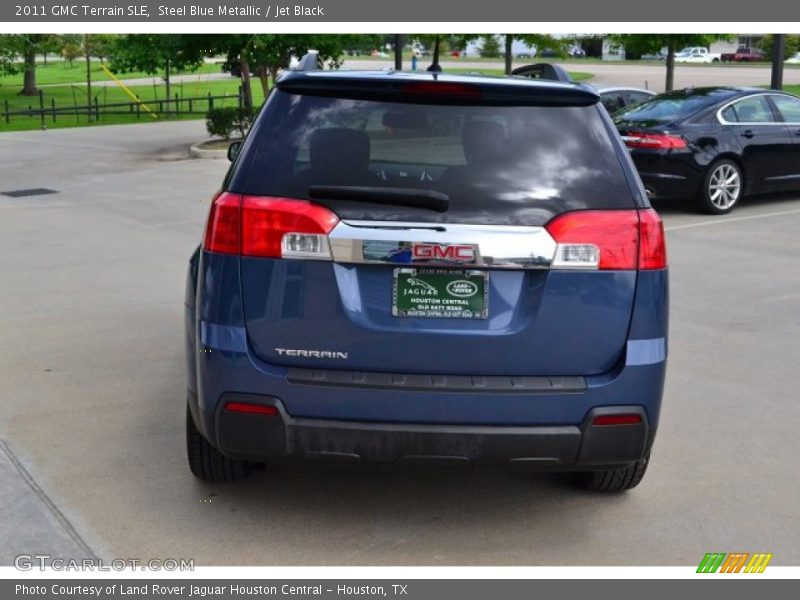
left=708, top=163, right=741, bottom=210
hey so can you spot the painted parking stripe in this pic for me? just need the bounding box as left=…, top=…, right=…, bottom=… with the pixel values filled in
left=665, top=207, right=800, bottom=232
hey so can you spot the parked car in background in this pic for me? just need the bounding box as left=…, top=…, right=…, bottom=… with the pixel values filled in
left=786, top=52, right=800, bottom=64
left=568, top=46, right=586, bottom=58
left=641, top=51, right=667, bottom=61
left=674, top=47, right=721, bottom=63
left=614, top=87, right=800, bottom=214
left=596, top=86, right=656, bottom=114
left=721, top=47, right=767, bottom=62
left=539, top=48, right=560, bottom=58
left=186, top=69, right=668, bottom=492
left=221, top=60, right=242, bottom=78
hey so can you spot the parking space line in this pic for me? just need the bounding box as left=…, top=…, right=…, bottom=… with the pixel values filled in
left=665, top=208, right=800, bottom=232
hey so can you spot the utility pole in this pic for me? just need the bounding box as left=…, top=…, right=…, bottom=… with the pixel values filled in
left=771, top=34, right=786, bottom=90
left=85, top=34, right=92, bottom=122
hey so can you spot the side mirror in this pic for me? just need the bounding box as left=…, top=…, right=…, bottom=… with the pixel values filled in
left=227, top=141, right=243, bottom=162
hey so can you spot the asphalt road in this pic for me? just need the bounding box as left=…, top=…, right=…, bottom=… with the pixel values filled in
left=1, top=121, right=799, bottom=566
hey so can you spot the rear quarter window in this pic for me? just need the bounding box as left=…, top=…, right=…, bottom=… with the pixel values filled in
left=230, top=89, right=636, bottom=226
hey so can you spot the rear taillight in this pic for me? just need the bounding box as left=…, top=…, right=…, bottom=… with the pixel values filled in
left=637, top=208, right=668, bottom=269
left=203, top=192, right=240, bottom=255
left=546, top=209, right=667, bottom=270
left=622, top=132, right=687, bottom=149
left=203, top=193, right=339, bottom=259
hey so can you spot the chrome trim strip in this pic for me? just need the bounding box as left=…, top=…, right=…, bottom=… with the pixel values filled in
left=716, top=92, right=796, bottom=126
left=328, top=220, right=557, bottom=269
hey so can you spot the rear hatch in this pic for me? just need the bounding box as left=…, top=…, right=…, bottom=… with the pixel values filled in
left=224, top=75, right=644, bottom=377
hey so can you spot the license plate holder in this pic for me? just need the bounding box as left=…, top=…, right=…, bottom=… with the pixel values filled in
left=392, top=269, right=488, bottom=319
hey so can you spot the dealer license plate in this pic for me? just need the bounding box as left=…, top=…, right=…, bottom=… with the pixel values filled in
left=392, top=269, right=488, bottom=319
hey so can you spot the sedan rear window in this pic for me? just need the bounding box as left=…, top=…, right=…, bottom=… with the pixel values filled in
left=230, top=90, right=635, bottom=225
left=614, top=89, right=735, bottom=124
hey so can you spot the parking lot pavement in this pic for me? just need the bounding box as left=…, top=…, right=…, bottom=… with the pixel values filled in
left=1, top=122, right=799, bottom=566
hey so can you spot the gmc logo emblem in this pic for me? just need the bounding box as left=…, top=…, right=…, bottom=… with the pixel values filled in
left=412, top=243, right=475, bottom=262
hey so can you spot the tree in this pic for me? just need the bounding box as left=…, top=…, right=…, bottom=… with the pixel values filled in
left=609, top=34, right=725, bottom=91
left=0, top=34, right=52, bottom=95
left=480, top=35, right=501, bottom=59
left=758, top=34, right=800, bottom=60
left=404, top=35, right=478, bottom=71
left=503, top=34, right=563, bottom=74
left=108, top=34, right=205, bottom=110
left=39, top=34, right=61, bottom=65
left=252, top=34, right=365, bottom=94
left=88, top=34, right=116, bottom=62
left=201, top=34, right=372, bottom=108
left=60, top=35, right=83, bottom=67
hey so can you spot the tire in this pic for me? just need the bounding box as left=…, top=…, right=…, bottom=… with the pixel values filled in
left=186, top=406, right=252, bottom=482
left=696, top=159, right=743, bottom=215
left=575, top=454, right=650, bottom=493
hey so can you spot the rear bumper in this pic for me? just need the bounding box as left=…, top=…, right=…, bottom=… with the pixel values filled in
left=629, top=149, right=705, bottom=199
left=208, top=394, right=652, bottom=468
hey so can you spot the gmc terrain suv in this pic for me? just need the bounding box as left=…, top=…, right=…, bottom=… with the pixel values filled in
left=185, top=69, right=669, bottom=492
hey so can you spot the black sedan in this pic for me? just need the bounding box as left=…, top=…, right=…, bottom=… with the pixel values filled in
left=613, top=87, right=800, bottom=214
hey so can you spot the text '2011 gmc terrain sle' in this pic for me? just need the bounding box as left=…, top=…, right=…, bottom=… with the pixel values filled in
left=185, top=69, right=668, bottom=492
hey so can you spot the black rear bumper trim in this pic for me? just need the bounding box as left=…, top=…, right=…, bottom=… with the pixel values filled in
left=213, top=394, right=650, bottom=469
left=287, top=367, right=586, bottom=394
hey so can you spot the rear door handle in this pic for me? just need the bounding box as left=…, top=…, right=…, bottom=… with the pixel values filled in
left=795, top=129, right=800, bottom=137
left=741, top=130, right=755, bottom=139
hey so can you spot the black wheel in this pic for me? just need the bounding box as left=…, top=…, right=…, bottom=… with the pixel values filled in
left=696, top=159, right=743, bottom=215
left=575, top=454, right=650, bottom=493
left=186, top=406, right=252, bottom=482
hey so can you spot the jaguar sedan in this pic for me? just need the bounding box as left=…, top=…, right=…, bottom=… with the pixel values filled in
left=614, top=87, right=800, bottom=214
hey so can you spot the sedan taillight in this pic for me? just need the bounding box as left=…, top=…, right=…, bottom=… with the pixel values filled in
left=622, top=132, right=687, bottom=149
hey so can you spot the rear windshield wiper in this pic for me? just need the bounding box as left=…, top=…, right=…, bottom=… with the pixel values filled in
left=308, top=185, right=449, bottom=212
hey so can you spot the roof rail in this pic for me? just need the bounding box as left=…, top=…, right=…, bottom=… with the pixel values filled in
left=511, top=63, right=573, bottom=83
left=294, top=50, right=322, bottom=72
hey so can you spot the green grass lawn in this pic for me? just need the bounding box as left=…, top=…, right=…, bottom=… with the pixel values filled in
left=0, top=59, right=221, bottom=87
left=0, top=77, right=262, bottom=132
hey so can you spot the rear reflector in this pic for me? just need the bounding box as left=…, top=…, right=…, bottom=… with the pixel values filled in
left=546, top=209, right=667, bottom=270
left=592, top=414, right=642, bottom=426
left=622, top=132, right=687, bottom=149
left=224, top=402, right=279, bottom=416
left=203, top=193, right=339, bottom=259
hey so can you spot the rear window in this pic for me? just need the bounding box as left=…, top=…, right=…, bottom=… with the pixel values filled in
left=614, top=89, right=734, bottom=124
left=230, top=90, right=635, bottom=225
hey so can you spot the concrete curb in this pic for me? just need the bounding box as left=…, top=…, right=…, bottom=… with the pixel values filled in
left=0, top=439, right=96, bottom=564
left=189, top=142, right=228, bottom=160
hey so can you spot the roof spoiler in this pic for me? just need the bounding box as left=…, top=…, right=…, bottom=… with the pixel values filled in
left=511, top=63, right=573, bottom=83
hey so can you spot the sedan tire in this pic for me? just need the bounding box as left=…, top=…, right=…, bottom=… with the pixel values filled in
left=696, top=159, right=743, bottom=215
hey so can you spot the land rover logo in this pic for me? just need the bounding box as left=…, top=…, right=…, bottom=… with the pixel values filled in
left=446, top=280, right=478, bottom=298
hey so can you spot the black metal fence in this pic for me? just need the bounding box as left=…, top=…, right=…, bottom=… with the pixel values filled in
left=2, top=88, right=245, bottom=128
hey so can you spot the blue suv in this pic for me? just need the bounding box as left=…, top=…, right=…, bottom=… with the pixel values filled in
left=185, top=70, right=668, bottom=492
